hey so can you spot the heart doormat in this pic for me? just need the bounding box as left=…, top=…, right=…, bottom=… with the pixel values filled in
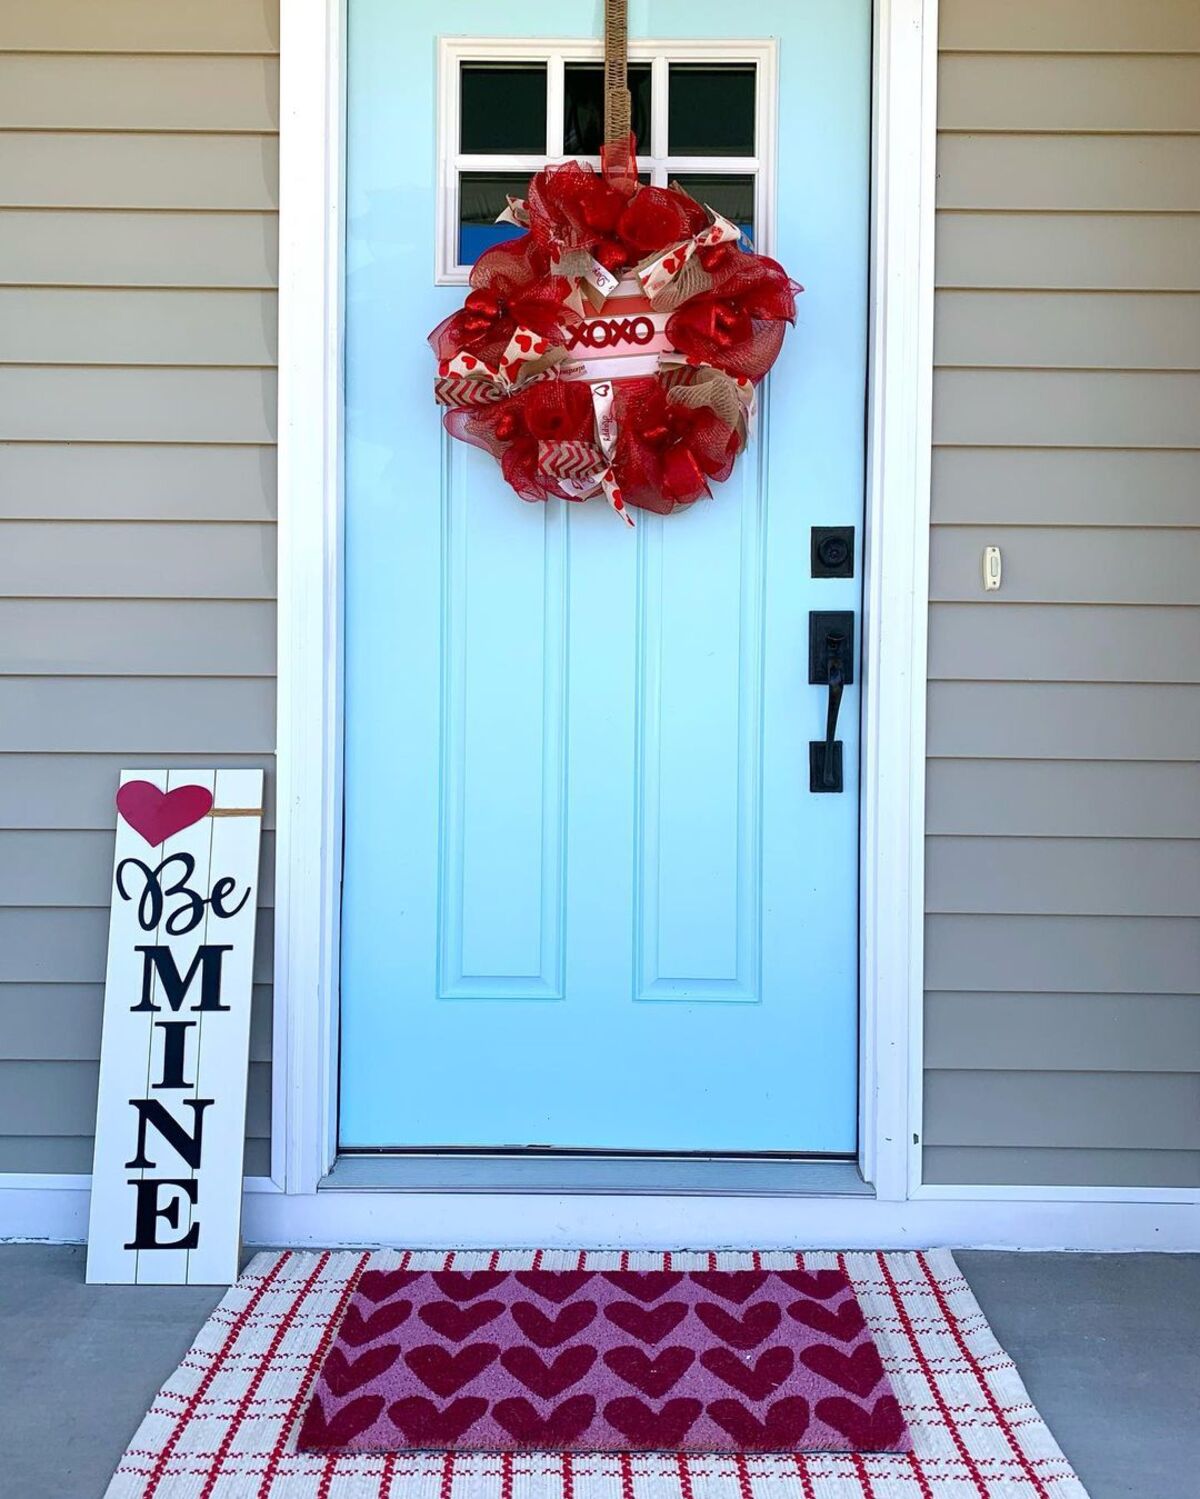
left=104, top=1249, right=1091, bottom=1497
left=296, top=1265, right=909, bottom=1455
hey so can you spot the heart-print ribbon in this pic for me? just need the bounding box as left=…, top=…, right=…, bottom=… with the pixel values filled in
left=636, top=209, right=742, bottom=306
left=496, top=195, right=530, bottom=229
left=537, top=381, right=633, bottom=528
left=434, top=342, right=567, bottom=409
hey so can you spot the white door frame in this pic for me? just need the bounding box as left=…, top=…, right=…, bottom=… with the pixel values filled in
left=272, top=0, right=937, bottom=1207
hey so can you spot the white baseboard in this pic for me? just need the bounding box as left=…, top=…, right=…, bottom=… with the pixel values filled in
left=5, top=1178, right=1194, bottom=1252
left=0, top=1177, right=281, bottom=1245
left=244, top=1189, right=1198, bottom=1252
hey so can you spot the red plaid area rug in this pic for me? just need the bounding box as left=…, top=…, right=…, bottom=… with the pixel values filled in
left=105, top=1249, right=1090, bottom=1498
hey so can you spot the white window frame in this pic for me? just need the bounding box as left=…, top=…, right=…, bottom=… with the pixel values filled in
left=436, top=38, right=777, bottom=283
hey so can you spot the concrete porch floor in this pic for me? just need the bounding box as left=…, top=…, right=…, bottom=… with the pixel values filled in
left=0, top=1248, right=1196, bottom=1499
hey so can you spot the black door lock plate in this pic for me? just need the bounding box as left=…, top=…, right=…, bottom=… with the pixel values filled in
left=810, top=741, right=843, bottom=794
left=808, top=611, right=855, bottom=685
left=811, top=525, right=855, bottom=578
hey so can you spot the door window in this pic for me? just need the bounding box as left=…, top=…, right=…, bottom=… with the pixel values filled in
left=439, top=43, right=773, bottom=280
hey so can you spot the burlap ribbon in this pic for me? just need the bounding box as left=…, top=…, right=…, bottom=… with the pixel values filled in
left=604, top=0, right=631, bottom=148
left=661, top=361, right=756, bottom=451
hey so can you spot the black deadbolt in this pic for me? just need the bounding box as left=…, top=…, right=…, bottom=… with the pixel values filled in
left=811, top=525, right=855, bottom=579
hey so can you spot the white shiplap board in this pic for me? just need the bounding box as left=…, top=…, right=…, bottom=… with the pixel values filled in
left=85, top=767, right=262, bottom=1284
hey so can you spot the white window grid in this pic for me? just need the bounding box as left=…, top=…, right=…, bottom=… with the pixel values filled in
left=436, top=37, right=778, bottom=284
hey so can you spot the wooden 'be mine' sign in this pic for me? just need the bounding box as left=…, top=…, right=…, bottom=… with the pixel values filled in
left=86, top=768, right=264, bottom=1286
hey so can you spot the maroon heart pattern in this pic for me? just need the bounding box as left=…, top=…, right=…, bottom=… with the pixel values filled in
left=418, top=1298, right=504, bottom=1343
left=298, top=1268, right=911, bottom=1455
left=404, top=1343, right=499, bottom=1398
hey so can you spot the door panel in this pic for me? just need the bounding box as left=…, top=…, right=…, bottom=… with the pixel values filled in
left=340, top=1, right=870, bottom=1154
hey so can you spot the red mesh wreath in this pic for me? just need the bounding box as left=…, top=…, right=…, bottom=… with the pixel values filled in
left=430, top=137, right=802, bottom=525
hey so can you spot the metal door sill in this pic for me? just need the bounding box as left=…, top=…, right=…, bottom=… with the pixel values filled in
left=320, top=1153, right=872, bottom=1197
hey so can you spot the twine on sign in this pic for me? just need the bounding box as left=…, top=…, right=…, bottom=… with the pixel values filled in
left=604, top=0, right=631, bottom=147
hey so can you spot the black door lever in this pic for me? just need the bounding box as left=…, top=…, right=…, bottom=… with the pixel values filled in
left=820, top=642, right=845, bottom=789
left=808, top=612, right=854, bottom=793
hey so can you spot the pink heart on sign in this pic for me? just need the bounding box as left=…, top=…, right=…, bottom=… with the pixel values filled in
left=116, top=780, right=213, bottom=846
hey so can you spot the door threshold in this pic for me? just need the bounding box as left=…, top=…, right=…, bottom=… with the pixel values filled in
left=320, top=1153, right=872, bottom=1197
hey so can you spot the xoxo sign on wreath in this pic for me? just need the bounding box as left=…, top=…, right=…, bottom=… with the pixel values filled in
left=430, top=135, right=802, bottom=526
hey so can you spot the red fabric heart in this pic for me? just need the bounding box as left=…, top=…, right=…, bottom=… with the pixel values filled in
left=513, top=1269, right=595, bottom=1304
left=510, top=1299, right=598, bottom=1349
left=339, top=1300, right=412, bottom=1348
left=432, top=1271, right=509, bottom=1302
left=492, top=1394, right=597, bottom=1446
left=816, top=1394, right=906, bottom=1450
left=602, top=1271, right=684, bottom=1304
left=299, top=1393, right=385, bottom=1450
left=404, top=1342, right=499, bottom=1398
left=115, top=780, right=213, bottom=847
left=707, top=1397, right=811, bottom=1450
left=357, top=1269, right=422, bottom=1304
left=604, top=1300, right=689, bottom=1346
left=690, top=1271, right=769, bottom=1304
left=321, top=1343, right=401, bottom=1398
left=603, top=1345, right=695, bottom=1398
left=778, top=1269, right=848, bottom=1301
left=801, top=1341, right=884, bottom=1399
left=700, top=1345, right=794, bottom=1401
left=388, top=1395, right=488, bottom=1445
left=501, top=1344, right=597, bottom=1399
left=418, top=1298, right=504, bottom=1342
left=694, top=1300, right=781, bottom=1351
left=604, top=1396, right=702, bottom=1448
left=787, top=1297, right=865, bottom=1344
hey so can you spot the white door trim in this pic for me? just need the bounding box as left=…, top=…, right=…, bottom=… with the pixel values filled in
left=271, top=0, right=937, bottom=1202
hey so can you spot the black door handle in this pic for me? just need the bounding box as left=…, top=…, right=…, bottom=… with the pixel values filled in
left=808, top=612, right=854, bottom=794
left=821, top=642, right=845, bottom=789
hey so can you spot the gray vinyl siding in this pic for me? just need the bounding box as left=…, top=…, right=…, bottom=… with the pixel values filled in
left=2, top=0, right=1196, bottom=1195
left=924, top=0, right=1200, bottom=1188
left=0, top=0, right=279, bottom=1178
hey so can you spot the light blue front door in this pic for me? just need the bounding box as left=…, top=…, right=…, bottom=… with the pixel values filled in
left=340, top=1, right=869, bottom=1154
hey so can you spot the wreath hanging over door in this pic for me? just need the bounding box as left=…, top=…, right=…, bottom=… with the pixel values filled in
left=429, top=6, right=802, bottom=526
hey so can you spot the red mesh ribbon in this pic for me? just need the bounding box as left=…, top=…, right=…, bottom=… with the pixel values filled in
left=525, top=154, right=636, bottom=276
left=442, top=380, right=597, bottom=503
left=666, top=254, right=802, bottom=381
left=618, top=186, right=708, bottom=260
left=521, top=136, right=711, bottom=278
left=428, top=234, right=580, bottom=368
left=611, top=376, right=741, bottom=514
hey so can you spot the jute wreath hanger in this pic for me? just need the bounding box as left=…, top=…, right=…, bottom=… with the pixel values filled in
left=429, top=0, right=802, bottom=524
